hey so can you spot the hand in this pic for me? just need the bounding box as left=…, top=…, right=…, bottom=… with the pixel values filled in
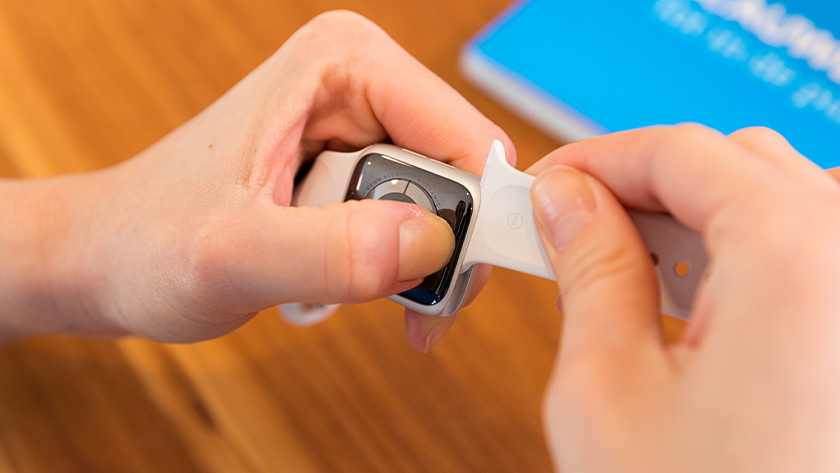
left=0, top=11, right=513, bottom=345
left=528, top=125, right=840, bottom=472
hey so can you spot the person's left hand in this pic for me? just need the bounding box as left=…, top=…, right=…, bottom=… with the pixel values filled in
left=15, top=11, right=512, bottom=346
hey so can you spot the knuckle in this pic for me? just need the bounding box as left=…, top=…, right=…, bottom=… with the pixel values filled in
left=647, top=124, right=725, bottom=178
left=729, top=125, right=785, bottom=143
left=667, top=122, right=722, bottom=144
left=293, top=10, right=387, bottom=55
left=728, top=126, right=796, bottom=153
left=307, top=10, right=378, bottom=32
left=274, top=10, right=394, bottom=85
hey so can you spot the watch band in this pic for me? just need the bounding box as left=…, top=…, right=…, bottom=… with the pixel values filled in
left=291, top=149, right=360, bottom=207
left=283, top=142, right=708, bottom=321
left=461, top=141, right=707, bottom=320
left=279, top=149, right=359, bottom=325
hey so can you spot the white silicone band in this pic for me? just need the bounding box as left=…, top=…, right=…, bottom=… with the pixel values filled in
left=291, top=150, right=360, bottom=207
left=463, top=140, right=554, bottom=278
left=280, top=149, right=360, bottom=324
left=463, top=140, right=707, bottom=320
left=279, top=302, right=341, bottom=326
left=284, top=141, right=708, bottom=321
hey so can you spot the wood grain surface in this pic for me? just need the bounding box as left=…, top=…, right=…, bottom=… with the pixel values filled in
left=0, top=1, right=686, bottom=471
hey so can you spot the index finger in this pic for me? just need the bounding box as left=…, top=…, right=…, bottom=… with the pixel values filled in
left=528, top=125, right=840, bottom=350
left=527, top=124, right=837, bottom=234
left=282, top=11, right=516, bottom=172
left=277, top=11, right=508, bottom=347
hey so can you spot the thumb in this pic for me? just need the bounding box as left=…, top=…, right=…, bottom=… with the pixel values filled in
left=531, top=165, right=662, bottom=358
left=276, top=199, right=456, bottom=304
left=194, top=199, right=455, bottom=312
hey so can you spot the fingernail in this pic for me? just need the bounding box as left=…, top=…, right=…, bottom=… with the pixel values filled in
left=531, top=166, right=596, bottom=252
left=405, top=313, right=456, bottom=353
left=422, top=323, right=449, bottom=353
left=398, top=210, right=456, bottom=281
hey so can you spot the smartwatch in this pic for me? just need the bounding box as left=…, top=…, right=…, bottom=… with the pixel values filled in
left=281, top=141, right=708, bottom=323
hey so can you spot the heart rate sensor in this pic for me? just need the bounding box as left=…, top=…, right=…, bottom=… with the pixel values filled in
left=346, top=152, right=476, bottom=308
left=369, top=178, right=435, bottom=210
left=280, top=141, right=708, bottom=324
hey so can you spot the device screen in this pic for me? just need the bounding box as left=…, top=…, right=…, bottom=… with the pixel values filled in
left=346, top=153, right=474, bottom=306
left=464, top=0, right=840, bottom=168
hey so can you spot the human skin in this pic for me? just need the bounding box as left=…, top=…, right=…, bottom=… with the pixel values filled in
left=5, top=11, right=837, bottom=469
left=529, top=125, right=840, bottom=472
left=0, top=11, right=514, bottom=349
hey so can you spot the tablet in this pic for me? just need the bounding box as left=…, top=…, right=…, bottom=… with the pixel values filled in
left=461, top=0, right=840, bottom=168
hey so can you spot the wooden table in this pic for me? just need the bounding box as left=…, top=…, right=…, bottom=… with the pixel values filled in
left=0, top=1, right=685, bottom=471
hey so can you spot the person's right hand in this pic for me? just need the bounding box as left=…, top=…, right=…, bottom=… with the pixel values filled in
left=528, top=125, right=840, bottom=472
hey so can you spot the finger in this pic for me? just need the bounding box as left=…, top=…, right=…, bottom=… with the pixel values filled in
left=828, top=167, right=840, bottom=183
left=527, top=124, right=838, bottom=234
left=282, top=11, right=517, bottom=173
left=403, top=262, right=491, bottom=353
left=727, top=127, right=824, bottom=183
left=531, top=165, right=663, bottom=359
left=528, top=126, right=840, bottom=350
left=275, top=12, right=512, bottom=341
left=404, top=309, right=458, bottom=353
left=190, top=199, right=455, bottom=312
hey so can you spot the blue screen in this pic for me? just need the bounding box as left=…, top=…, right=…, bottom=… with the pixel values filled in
left=469, top=0, right=840, bottom=168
